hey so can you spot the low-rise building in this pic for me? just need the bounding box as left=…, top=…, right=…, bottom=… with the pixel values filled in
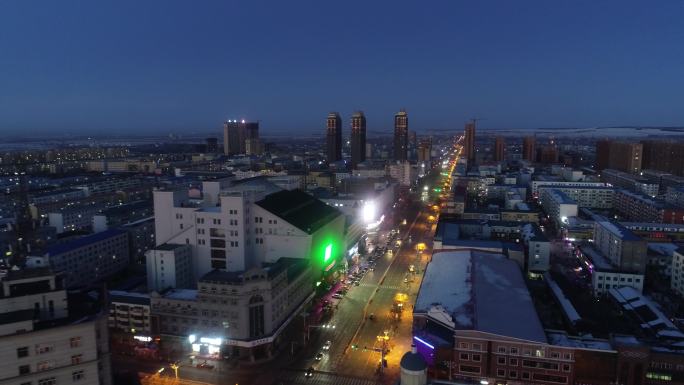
left=672, top=248, right=684, bottom=299
left=108, top=290, right=152, bottom=334
left=146, top=243, right=194, bottom=292
left=150, top=257, right=313, bottom=361
left=0, top=268, right=112, bottom=385
left=540, top=188, right=578, bottom=227
left=28, top=229, right=130, bottom=289
left=614, top=189, right=684, bottom=224
left=593, top=218, right=647, bottom=274
left=602, top=168, right=659, bottom=197
left=577, top=244, right=644, bottom=295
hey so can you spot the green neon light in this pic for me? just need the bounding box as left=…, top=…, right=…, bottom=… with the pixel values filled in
left=324, top=244, right=332, bottom=262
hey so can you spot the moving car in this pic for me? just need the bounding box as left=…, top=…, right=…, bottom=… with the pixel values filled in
left=315, top=352, right=323, bottom=361
left=305, top=367, right=314, bottom=378
left=323, top=340, right=332, bottom=350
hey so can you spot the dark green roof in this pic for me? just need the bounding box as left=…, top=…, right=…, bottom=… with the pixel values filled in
left=256, top=189, right=341, bottom=234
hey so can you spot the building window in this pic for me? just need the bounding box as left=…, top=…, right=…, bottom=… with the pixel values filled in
left=497, top=346, right=507, bottom=354
left=563, top=364, right=570, bottom=372
left=70, top=337, right=82, bottom=348
left=73, top=370, right=85, bottom=381
left=38, top=378, right=56, bottom=385
left=459, top=342, right=469, bottom=349
left=248, top=295, right=265, bottom=338
left=497, top=369, right=505, bottom=377
left=460, top=353, right=469, bottom=361
left=459, top=365, right=480, bottom=374
left=472, top=343, right=481, bottom=351
left=510, top=358, right=518, bottom=366
left=472, top=354, right=481, bottom=362
left=17, top=347, right=29, bottom=358
left=509, top=370, right=518, bottom=378
left=522, top=372, right=531, bottom=380
left=35, top=345, right=54, bottom=355
left=510, top=347, right=518, bottom=355
left=72, top=354, right=83, bottom=365
left=497, top=357, right=506, bottom=365
left=19, top=365, right=31, bottom=375
left=37, top=361, right=54, bottom=371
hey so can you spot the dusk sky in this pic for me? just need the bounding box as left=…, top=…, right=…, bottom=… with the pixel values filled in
left=1, top=0, right=683, bottom=136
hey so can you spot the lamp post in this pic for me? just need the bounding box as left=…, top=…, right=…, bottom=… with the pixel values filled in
left=169, top=363, right=179, bottom=378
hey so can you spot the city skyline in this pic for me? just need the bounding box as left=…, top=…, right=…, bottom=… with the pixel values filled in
left=2, top=1, right=684, bottom=135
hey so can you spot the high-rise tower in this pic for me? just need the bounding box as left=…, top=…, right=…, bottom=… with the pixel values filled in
left=494, top=136, right=505, bottom=162
left=394, top=110, right=409, bottom=162
left=523, top=136, right=536, bottom=162
left=326, top=112, right=342, bottom=163
left=464, top=122, right=476, bottom=163
left=350, top=111, right=367, bottom=168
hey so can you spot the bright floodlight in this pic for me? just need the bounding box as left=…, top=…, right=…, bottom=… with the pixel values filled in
left=362, top=201, right=376, bottom=223
left=188, top=334, right=197, bottom=344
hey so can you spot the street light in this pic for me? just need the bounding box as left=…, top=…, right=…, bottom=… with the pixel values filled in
left=170, top=363, right=179, bottom=378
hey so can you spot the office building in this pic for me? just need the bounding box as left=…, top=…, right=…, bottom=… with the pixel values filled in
left=394, top=110, right=409, bottom=162
left=494, top=136, right=505, bottom=162
left=0, top=268, right=112, bottom=385
left=464, top=122, right=476, bottom=163
left=28, top=229, right=130, bottom=289
left=522, top=136, right=536, bottom=162
left=593, top=218, right=647, bottom=274
left=350, top=111, right=366, bottom=168
left=326, top=112, right=342, bottom=163
left=150, top=257, right=313, bottom=361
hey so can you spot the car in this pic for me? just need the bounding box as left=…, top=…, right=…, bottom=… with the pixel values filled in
left=315, top=353, right=323, bottom=361
left=305, top=367, right=314, bottom=378
left=196, top=362, right=214, bottom=370
left=323, top=340, right=332, bottom=350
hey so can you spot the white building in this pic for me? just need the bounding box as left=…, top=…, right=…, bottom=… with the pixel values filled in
left=521, top=223, right=550, bottom=273
left=108, top=291, right=152, bottom=334
left=145, top=244, right=194, bottom=293
left=578, top=245, right=644, bottom=295
left=152, top=177, right=345, bottom=281
left=150, top=258, right=313, bottom=361
left=539, top=188, right=578, bottom=227
left=0, top=268, right=111, bottom=385
left=593, top=219, right=647, bottom=274
left=530, top=180, right=607, bottom=196
left=672, top=248, right=684, bottom=298
left=388, top=161, right=418, bottom=186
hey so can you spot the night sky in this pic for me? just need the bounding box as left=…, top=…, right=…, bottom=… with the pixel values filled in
left=1, top=0, right=683, bottom=136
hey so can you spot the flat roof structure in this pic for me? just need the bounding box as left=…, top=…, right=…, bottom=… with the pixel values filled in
left=414, top=250, right=546, bottom=343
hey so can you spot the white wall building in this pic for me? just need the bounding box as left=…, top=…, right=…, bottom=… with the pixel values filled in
left=146, top=244, right=194, bottom=293
left=539, top=188, right=578, bottom=227
left=0, top=268, right=111, bottom=385
left=672, top=248, right=684, bottom=298
left=578, top=245, right=644, bottom=295
left=108, top=291, right=152, bottom=334
left=530, top=180, right=607, bottom=196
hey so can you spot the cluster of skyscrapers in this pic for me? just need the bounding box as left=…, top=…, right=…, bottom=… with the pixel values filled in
left=326, top=109, right=410, bottom=168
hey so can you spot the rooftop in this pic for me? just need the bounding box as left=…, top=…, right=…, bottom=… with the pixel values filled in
left=256, top=189, right=341, bottom=234
left=579, top=244, right=615, bottom=271
left=595, top=220, right=642, bottom=241
left=44, top=229, right=127, bottom=256
left=162, top=289, right=197, bottom=301
left=546, top=331, right=613, bottom=351
left=414, top=250, right=546, bottom=343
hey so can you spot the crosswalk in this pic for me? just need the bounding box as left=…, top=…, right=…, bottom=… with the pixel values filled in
left=358, top=283, right=404, bottom=291
left=275, top=369, right=381, bottom=385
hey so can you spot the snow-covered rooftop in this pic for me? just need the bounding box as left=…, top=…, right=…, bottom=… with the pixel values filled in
left=546, top=331, right=613, bottom=351
left=163, top=289, right=198, bottom=301
left=415, top=250, right=546, bottom=343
